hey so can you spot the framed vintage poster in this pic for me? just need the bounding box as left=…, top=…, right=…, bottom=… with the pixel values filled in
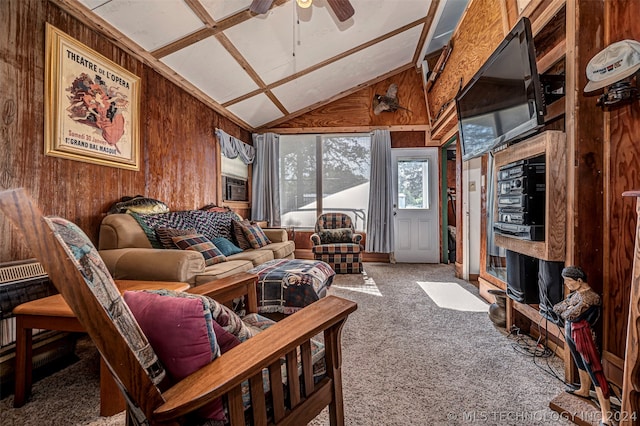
left=44, top=23, right=140, bottom=170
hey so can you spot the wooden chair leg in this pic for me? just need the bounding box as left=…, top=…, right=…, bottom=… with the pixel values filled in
left=100, top=357, right=126, bottom=416
left=13, top=318, right=32, bottom=407
left=324, top=320, right=347, bottom=426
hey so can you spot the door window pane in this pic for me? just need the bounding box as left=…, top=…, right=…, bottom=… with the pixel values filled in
left=397, top=159, right=429, bottom=209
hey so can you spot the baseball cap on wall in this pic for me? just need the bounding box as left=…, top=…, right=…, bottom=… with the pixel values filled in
left=584, top=39, right=640, bottom=92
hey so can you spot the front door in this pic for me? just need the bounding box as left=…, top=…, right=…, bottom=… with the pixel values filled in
left=392, top=148, right=439, bottom=263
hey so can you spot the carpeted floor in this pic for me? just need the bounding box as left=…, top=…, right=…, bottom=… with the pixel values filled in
left=0, top=263, right=573, bottom=425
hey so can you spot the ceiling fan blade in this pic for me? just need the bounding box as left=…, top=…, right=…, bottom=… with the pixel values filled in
left=327, top=0, right=355, bottom=22
left=249, top=0, right=274, bottom=14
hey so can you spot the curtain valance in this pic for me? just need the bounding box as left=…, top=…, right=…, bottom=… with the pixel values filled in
left=215, top=128, right=255, bottom=164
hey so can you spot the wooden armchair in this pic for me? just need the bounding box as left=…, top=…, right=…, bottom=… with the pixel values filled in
left=0, top=188, right=357, bottom=425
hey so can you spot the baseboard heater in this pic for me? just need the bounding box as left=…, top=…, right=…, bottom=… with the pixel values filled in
left=0, top=259, right=77, bottom=397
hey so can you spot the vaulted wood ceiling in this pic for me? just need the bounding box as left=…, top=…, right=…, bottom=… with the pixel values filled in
left=56, top=0, right=469, bottom=130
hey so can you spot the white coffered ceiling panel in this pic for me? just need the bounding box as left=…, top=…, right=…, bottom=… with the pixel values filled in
left=271, top=24, right=423, bottom=114
left=199, top=0, right=254, bottom=20
left=225, top=0, right=432, bottom=85
left=226, top=94, right=284, bottom=128
left=80, top=0, right=204, bottom=51
left=161, top=36, right=259, bottom=104
left=70, top=0, right=469, bottom=130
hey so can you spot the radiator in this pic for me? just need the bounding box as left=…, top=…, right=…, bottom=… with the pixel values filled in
left=0, top=259, right=77, bottom=396
left=0, top=259, right=56, bottom=346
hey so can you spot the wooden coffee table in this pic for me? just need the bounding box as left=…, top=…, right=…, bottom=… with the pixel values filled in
left=12, top=280, right=189, bottom=416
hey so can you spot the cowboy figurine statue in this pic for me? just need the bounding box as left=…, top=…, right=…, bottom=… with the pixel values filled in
left=553, top=266, right=613, bottom=426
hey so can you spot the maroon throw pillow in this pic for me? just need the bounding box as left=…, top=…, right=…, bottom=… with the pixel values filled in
left=123, top=291, right=225, bottom=421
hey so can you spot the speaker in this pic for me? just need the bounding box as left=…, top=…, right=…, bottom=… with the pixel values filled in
left=538, top=260, right=564, bottom=321
left=506, top=250, right=540, bottom=304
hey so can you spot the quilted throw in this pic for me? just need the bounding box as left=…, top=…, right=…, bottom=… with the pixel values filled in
left=130, top=210, right=239, bottom=249
left=248, top=259, right=336, bottom=314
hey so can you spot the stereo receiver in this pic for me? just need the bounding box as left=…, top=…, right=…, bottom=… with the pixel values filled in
left=493, top=155, right=545, bottom=241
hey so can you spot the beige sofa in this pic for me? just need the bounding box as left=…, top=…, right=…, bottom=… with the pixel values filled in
left=98, top=213, right=294, bottom=286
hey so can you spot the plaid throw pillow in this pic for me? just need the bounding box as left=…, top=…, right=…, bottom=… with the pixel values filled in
left=172, top=234, right=226, bottom=266
left=239, top=222, right=271, bottom=249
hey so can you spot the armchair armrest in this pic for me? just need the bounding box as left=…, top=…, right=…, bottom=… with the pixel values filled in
left=310, top=233, right=321, bottom=246
left=99, top=248, right=205, bottom=285
left=153, top=295, right=358, bottom=422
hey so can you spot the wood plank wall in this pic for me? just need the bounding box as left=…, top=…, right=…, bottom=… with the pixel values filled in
left=274, top=68, right=428, bottom=131
left=0, top=0, right=250, bottom=262
left=271, top=68, right=430, bottom=150
left=603, top=0, right=640, bottom=379
left=426, top=0, right=505, bottom=124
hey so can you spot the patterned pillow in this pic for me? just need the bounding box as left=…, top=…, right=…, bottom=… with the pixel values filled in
left=319, top=228, right=353, bottom=244
left=172, top=234, right=226, bottom=266
left=155, top=227, right=197, bottom=249
left=123, top=290, right=226, bottom=421
left=232, top=219, right=252, bottom=250
left=212, top=237, right=243, bottom=256
left=239, top=222, right=271, bottom=249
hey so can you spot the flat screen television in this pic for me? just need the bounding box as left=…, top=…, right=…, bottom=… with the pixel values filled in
left=456, top=17, right=546, bottom=161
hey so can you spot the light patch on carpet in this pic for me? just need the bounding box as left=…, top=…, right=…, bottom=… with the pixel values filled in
left=417, top=281, right=488, bottom=312
left=332, top=273, right=382, bottom=296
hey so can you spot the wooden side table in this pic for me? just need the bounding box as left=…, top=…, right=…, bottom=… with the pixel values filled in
left=12, top=280, right=189, bottom=416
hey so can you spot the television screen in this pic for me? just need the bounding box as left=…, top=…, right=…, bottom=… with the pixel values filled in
left=456, top=17, right=546, bottom=161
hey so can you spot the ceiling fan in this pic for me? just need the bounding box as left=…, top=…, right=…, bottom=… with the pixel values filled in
left=249, top=0, right=355, bottom=22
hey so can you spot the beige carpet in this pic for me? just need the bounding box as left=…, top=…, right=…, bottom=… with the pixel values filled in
left=0, top=263, right=572, bottom=425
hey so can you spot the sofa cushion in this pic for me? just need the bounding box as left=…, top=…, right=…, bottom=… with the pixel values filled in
left=122, top=290, right=224, bottom=421
left=227, top=248, right=274, bottom=266
left=172, top=234, right=227, bottom=266
left=318, top=228, right=353, bottom=244
left=156, top=227, right=197, bottom=249
left=212, top=237, right=243, bottom=256
left=259, top=241, right=295, bottom=259
left=195, top=260, right=255, bottom=286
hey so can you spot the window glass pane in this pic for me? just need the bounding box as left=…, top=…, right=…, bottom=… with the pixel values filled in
left=279, top=135, right=317, bottom=229
left=279, top=134, right=370, bottom=231
left=397, top=159, right=429, bottom=209
left=321, top=135, right=370, bottom=231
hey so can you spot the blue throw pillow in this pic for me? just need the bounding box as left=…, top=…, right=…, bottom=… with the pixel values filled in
left=212, top=237, right=243, bottom=256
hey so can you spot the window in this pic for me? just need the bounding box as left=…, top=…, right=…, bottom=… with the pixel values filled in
left=279, top=134, right=371, bottom=231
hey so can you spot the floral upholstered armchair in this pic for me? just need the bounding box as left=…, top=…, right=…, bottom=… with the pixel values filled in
left=310, top=213, right=363, bottom=274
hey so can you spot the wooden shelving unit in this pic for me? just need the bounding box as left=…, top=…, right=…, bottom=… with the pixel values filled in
left=493, top=130, right=567, bottom=261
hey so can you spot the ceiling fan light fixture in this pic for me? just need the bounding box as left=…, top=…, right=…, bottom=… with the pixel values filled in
left=296, top=0, right=312, bottom=8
